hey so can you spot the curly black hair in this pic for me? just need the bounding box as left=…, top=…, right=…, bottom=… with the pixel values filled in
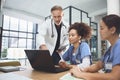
left=68, top=22, right=92, bottom=40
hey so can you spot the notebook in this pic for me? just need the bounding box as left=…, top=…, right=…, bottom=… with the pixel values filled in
left=24, top=50, right=69, bottom=73
left=0, top=66, right=20, bottom=72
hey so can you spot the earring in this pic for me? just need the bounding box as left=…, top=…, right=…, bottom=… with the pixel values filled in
left=79, top=39, right=81, bottom=43
left=79, top=36, right=81, bottom=43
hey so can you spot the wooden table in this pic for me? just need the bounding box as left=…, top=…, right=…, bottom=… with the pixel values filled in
left=0, top=66, right=86, bottom=80
left=12, top=67, right=69, bottom=80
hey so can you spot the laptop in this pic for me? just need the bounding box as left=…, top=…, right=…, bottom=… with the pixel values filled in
left=24, top=50, right=69, bottom=73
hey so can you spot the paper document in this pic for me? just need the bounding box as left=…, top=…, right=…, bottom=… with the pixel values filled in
left=0, top=73, right=32, bottom=80
left=60, top=73, right=84, bottom=80
left=58, top=44, right=68, bottom=51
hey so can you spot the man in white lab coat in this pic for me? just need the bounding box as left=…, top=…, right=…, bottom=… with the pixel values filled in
left=37, top=5, right=69, bottom=65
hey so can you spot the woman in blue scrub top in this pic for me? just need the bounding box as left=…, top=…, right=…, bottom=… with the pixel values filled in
left=70, top=14, right=120, bottom=80
left=59, top=22, right=92, bottom=70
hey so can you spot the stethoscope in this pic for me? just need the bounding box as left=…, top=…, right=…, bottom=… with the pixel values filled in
left=51, top=19, right=67, bottom=38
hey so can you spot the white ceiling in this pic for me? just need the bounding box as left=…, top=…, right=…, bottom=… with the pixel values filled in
left=3, top=0, right=107, bottom=18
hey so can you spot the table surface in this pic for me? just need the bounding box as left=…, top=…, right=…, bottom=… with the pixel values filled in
left=11, top=67, right=69, bottom=80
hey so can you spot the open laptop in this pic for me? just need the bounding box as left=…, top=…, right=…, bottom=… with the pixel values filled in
left=24, top=50, right=69, bottom=73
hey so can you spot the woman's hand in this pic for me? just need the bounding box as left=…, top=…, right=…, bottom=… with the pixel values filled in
left=68, top=65, right=77, bottom=69
left=59, top=61, right=69, bottom=68
left=70, top=66, right=83, bottom=78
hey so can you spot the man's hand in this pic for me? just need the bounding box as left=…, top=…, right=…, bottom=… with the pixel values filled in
left=39, top=44, right=48, bottom=50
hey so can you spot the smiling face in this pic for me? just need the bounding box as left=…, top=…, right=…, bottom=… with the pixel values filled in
left=68, top=29, right=81, bottom=44
left=51, top=10, right=63, bottom=25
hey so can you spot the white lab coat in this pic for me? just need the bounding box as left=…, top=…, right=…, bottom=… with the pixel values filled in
left=36, top=19, right=69, bottom=55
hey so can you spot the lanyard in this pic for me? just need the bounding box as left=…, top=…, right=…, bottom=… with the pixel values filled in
left=103, top=47, right=112, bottom=62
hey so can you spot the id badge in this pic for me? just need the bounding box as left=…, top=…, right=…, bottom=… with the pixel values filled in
left=75, top=59, right=80, bottom=64
left=105, top=62, right=112, bottom=70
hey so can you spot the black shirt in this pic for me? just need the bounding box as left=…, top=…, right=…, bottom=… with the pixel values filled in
left=53, top=23, right=62, bottom=52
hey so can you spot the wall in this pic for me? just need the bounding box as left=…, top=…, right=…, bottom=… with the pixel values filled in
left=3, top=8, right=45, bottom=25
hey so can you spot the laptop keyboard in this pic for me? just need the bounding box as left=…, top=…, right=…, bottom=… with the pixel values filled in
left=54, top=66, right=70, bottom=73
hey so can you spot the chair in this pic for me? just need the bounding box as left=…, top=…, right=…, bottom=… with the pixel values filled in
left=0, top=60, right=21, bottom=67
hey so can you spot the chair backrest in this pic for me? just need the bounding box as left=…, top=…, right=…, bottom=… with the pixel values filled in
left=0, top=61, right=21, bottom=67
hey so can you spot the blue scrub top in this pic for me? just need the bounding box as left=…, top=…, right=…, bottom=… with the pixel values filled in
left=101, top=39, right=120, bottom=73
left=62, top=41, right=91, bottom=65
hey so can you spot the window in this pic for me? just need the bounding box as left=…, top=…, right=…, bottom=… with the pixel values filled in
left=1, top=15, right=37, bottom=58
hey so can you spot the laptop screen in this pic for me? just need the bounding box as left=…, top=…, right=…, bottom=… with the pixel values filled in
left=25, top=50, right=69, bottom=73
left=25, top=50, right=55, bottom=70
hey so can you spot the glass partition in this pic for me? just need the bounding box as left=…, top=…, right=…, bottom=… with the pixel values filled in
left=63, top=8, right=69, bottom=23
left=90, top=22, right=98, bottom=60
left=71, top=8, right=81, bottom=24
left=64, top=6, right=98, bottom=60
left=82, top=12, right=90, bottom=26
